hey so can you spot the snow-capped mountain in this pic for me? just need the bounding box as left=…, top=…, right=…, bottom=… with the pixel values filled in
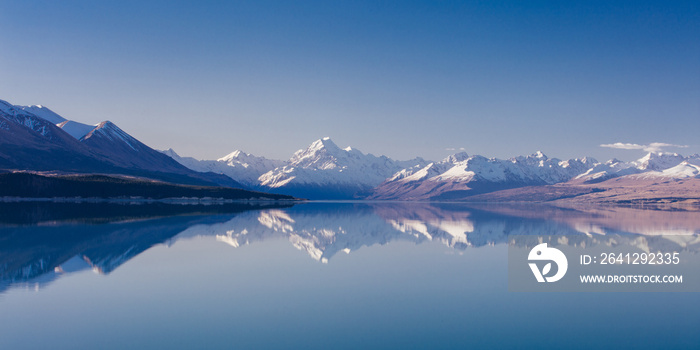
left=629, top=161, right=700, bottom=180
left=572, top=158, right=639, bottom=183
left=634, top=152, right=688, bottom=171
left=573, top=152, right=697, bottom=183
left=163, top=131, right=699, bottom=201
left=256, top=137, right=429, bottom=199
left=367, top=151, right=597, bottom=200
left=624, top=154, right=700, bottom=180
left=453, top=152, right=700, bottom=204
left=9, top=98, right=695, bottom=201
left=164, top=137, right=428, bottom=199
left=0, top=99, right=244, bottom=188
left=17, top=104, right=67, bottom=124
left=163, top=148, right=285, bottom=187
left=0, top=99, right=109, bottom=172
left=77, top=120, right=199, bottom=176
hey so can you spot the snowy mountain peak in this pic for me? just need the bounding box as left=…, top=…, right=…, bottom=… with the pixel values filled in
left=635, top=152, right=685, bottom=171
left=254, top=137, right=433, bottom=198
left=638, top=152, right=680, bottom=161
left=442, top=152, right=469, bottom=164
left=562, top=156, right=590, bottom=169
left=216, top=150, right=285, bottom=169
left=289, top=137, right=346, bottom=167
left=84, top=121, right=125, bottom=140
left=160, top=148, right=285, bottom=187
left=369, top=150, right=614, bottom=200
left=0, top=100, right=98, bottom=140
left=510, top=151, right=548, bottom=166
left=628, top=160, right=700, bottom=180
left=82, top=121, right=139, bottom=151
left=307, top=137, right=341, bottom=152
left=530, top=151, right=547, bottom=159
left=19, top=104, right=67, bottom=124
left=86, top=121, right=114, bottom=136
left=218, top=150, right=249, bottom=162
left=580, top=156, right=598, bottom=165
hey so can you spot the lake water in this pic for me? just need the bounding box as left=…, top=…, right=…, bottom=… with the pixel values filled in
left=1, top=201, right=699, bottom=349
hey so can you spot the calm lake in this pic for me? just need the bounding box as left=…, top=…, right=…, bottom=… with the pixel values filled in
left=1, top=201, right=699, bottom=349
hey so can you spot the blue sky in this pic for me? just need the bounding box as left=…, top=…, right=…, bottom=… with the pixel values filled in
left=1, top=0, right=698, bottom=161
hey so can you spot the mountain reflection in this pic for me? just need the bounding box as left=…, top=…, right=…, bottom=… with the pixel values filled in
left=1, top=202, right=699, bottom=293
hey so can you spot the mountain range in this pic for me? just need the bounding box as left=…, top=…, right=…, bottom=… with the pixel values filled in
left=165, top=138, right=700, bottom=203
left=165, top=137, right=429, bottom=199
left=2, top=98, right=699, bottom=203
left=0, top=99, right=302, bottom=201
left=0, top=99, right=245, bottom=188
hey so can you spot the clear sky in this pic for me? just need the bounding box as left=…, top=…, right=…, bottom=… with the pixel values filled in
left=1, top=0, right=698, bottom=162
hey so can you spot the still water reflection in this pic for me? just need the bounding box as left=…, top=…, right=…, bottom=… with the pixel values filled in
left=0, top=202, right=699, bottom=349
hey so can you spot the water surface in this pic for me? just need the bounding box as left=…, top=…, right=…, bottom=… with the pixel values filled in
left=1, top=202, right=698, bottom=349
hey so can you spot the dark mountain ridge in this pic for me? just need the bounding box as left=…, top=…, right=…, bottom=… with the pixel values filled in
left=0, top=99, right=244, bottom=188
